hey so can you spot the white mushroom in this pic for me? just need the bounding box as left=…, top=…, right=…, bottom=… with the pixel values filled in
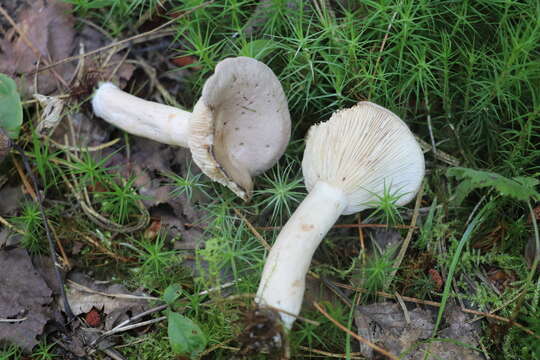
left=92, top=57, right=290, bottom=200
left=255, top=101, right=425, bottom=329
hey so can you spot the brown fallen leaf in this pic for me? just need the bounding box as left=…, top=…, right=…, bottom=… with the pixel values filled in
left=0, top=0, right=76, bottom=97
left=65, top=272, right=150, bottom=330
left=0, top=248, right=54, bottom=352
left=355, top=302, right=482, bottom=360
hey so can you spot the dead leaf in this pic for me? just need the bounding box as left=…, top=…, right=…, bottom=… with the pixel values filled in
left=368, top=228, right=402, bottom=255
left=0, top=186, right=23, bottom=216
left=34, top=93, right=65, bottom=135
left=52, top=112, right=110, bottom=148
left=0, top=0, right=76, bottom=97
left=0, top=248, right=53, bottom=352
left=66, top=272, right=149, bottom=330
left=355, top=302, right=482, bottom=359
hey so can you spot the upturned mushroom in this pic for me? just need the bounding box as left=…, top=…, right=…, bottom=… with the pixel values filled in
left=255, top=102, right=425, bottom=329
left=92, top=57, right=290, bottom=200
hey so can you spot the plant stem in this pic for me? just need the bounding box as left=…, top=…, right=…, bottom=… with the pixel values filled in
left=92, top=82, right=191, bottom=147
left=256, top=181, right=347, bottom=329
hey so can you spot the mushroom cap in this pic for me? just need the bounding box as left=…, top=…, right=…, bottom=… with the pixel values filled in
left=302, top=101, right=425, bottom=215
left=189, top=57, right=291, bottom=200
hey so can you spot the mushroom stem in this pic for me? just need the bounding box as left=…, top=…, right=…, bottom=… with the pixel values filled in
left=256, top=181, right=347, bottom=329
left=92, top=82, right=191, bottom=147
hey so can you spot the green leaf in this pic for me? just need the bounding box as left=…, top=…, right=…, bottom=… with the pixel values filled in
left=239, top=39, right=279, bottom=60
left=163, top=284, right=182, bottom=305
left=167, top=311, right=207, bottom=357
left=0, top=74, right=22, bottom=139
left=447, top=167, right=540, bottom=203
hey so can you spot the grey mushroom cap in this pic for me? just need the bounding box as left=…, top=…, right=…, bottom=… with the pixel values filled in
left=189, top=57, right=291, bottom=200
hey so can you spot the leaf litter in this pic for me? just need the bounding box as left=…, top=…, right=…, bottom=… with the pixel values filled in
left=0, top=0, right=75, bottom=97
left=0, top=248, right=53, bottom=352
left=65, top=272, right=150, bottom=331
left=355, top=301, right=483, bottom=360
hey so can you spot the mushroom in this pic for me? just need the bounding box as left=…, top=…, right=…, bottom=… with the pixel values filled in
left=255, top=102, right=425, bottom=329
left=92, top=57, right=290, bottom=200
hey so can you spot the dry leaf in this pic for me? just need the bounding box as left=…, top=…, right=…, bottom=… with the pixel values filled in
left=66, top=272, right=149, bottom=330
left=355, top=302, right=482, bottom=359
left=0, top=248, right=53, bottom=352
left=34, top=93, right=65, bottom=135
left=0, top=0, right=76, bottom=97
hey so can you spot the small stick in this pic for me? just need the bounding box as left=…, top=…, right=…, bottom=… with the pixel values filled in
left=374, top=3, right=401, bottom=72
left=11, top=156, right=37, bottom=200
left=0, top=317, right=27, bottom=323
left=298, top=346, right=363, bottom=359
left=13, top=143, right=74, bottom=321
left=49, top=220, right=71, bottom=269
left=313, top=301, right=399, bottom=360
left=261, top=304, right=321, bottom=326
left=76, top=231, right=134, bottom=263
left=395, top=292, right=410, bottom=324
left=49, top=138, right=120, bottom=152
left=388, top=182, right=425, bottom=285
left=67, top=280, right=160, bottom=301
left=102, top=316, right=167, bottom=335
left=356, top=216, right=365, bottom=253
left=233, top=208, right=271, bottom=251
left=0, top=214, right=25, bottom=234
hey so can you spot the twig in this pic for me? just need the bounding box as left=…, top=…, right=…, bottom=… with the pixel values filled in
left=395, top=292, right=410, bottom=324
left=199, top=338, right=235, bottom=356
left=374, top=3, right=401, bottom=72
left=13, top=143, right=74, bottom=321
left=313, top=301, right=399, bottom=360
left=388, top=182, right=425, bottom=285
left=233, top=208, right=271, bottom=251
left=92, top=280, right=240, bottom=347
left=89, top=304, right=168, bottom=348
left=49, top=220, right=71, bottom=269
left=0, top=214, right=25, bottom=234
left=357, top=215, right=366, bottom=263
left=67, top=279, right=160, bottom=301
left=0, top=317, right=26, bottom=323
left=11, top=156, right=37, bottom=200
left=260, top=304, right=321, bottom=326
left=49, top=138, right=120, bottom=152
left=298, top=346, right=363, bottom=359
left=76, top=231, right=134, bottom=263
left=103, top=316, right=167, bottom=335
